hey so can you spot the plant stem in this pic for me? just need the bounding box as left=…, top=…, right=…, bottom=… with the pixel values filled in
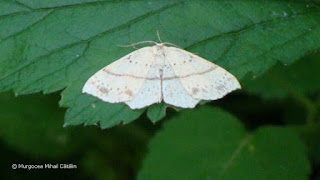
left=271, top=75, right=318, bottom=125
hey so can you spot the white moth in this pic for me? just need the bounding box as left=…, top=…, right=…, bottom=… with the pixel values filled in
left=83, top=40, right=241, bottom=109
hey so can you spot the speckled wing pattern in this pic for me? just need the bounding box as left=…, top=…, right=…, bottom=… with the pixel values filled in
left=82, top=47, right=156, bottom=104
left=82, top=44, right=241, bottom=109
left=164, top=46, right=241, bottom=102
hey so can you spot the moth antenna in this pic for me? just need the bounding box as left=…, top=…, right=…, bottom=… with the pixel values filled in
left=162, top=42, right=181, bottom=48
left=118, top=41, right=158, bottom=48
left=157, top=30, right=163, bottom=43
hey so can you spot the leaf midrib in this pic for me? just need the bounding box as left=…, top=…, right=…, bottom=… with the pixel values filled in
left=185, top=10, right=319, bottom=50
left=3, top=6, right=317, bottom=88
left=220, top=134, right=252, bottom=176
left=0, top=1, right=184, bottom=86
left=0, top=0, right=137, bottom=18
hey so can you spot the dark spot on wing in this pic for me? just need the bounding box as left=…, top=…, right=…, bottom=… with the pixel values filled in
left=216, top=85, right=225, bottom=91
left=125, top=89, right=133, bottom=97
left=192, top=88, right=199, bottom=95
left=99, top=87, right=109, bottom=94
left=202, top=88, right=208, bottom=93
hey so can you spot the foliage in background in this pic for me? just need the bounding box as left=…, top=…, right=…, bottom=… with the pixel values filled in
left=0, top=0, right=319, bottom=127
left=0, top=0, right=320, bottom=179
left=0, top=92, right=151, bottom=180
left=0, top=93, right=74, bottom=158
left=138, top=107, right=310, bottom=180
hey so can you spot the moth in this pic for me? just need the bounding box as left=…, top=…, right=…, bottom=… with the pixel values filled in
left=83, top=34, right=241, bottom=109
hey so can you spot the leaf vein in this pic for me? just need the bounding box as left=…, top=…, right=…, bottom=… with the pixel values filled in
left=15, top=0, right=130, bottom=10
left=221, top=134, right=252, bottom=175
left=16, top=43, right=90, bottom=93
left=231, top=23, right=319, bottom=71
left=0, top=1, right=183, bottom=85
left=67, top=99, right=100, bottom=124
left=14, top=0, right=34, bottom=10
left=185, top=11, right=318, bottom=50
left=0, top=10, right=53, bottom=42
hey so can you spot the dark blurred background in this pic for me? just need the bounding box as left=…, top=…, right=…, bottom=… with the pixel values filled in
left=0, top=52, right=319, bottom=180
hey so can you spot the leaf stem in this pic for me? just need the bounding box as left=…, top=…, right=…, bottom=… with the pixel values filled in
left=290, top=91, right=317, bottom=126
left=271, top=75, right=318, bottom=125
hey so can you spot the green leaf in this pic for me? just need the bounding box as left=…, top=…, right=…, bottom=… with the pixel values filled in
left=147, top=103, right=168, bottom=123
left=138, top=106, right=310, bottom=180
left=81, top=150, right=117, bottom=180
left=295, top=123, right=320, bottom=164
left=0, top=92, right=75, bottom=158
left=243, top=53, right=320, bottom=99
left=0, top=1, right=320, bottom=127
